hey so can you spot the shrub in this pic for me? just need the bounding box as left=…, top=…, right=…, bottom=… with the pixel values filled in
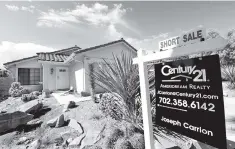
left=21, top=88, right=30, bottom=94
left=32, top=91, right=41, bottom=96
left=81, top=91, right=91, bottom=97
left=21, top=93, right=38, bottom=102
left=42, top=89, right=50, bottom=98
left=99, top=93, right=124, bottom=120
left=9, top=82, right=27, bottom=97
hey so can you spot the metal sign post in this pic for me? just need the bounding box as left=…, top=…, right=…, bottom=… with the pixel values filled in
left=133, top=35, right=227, bottom=149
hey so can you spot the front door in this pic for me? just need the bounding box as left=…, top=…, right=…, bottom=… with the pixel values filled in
left=56, top=67, right=69, bottom=90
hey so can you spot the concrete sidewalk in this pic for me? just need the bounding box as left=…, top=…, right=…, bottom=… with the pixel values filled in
left=52, top=92, right=91, bottom=105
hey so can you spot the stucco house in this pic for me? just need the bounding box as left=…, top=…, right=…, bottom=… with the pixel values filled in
left=3, top=38, right=137, bottom=93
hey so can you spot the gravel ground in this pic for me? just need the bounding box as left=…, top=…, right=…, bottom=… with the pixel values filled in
left=0, top=95, right=106, bottom=149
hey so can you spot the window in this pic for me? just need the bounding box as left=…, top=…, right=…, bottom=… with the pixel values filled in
left=18, top=68, right=40, bottom=85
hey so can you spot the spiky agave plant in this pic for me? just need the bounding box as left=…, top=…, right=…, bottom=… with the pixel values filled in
left=91, top=51, right=185, bottom=142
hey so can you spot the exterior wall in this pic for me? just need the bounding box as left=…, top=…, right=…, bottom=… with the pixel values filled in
left=6, top=59, right=43, bottom=92
left=0, top=75, right=14, bottom=96
left=70, top=42, right=137, bottom=93
left=69, top=56, right=84, bottom=93
left=42, top=62, right=70, bottom=91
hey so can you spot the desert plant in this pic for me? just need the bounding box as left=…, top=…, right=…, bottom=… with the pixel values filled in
left=218, top=30, right=235, bottom=88
left=21, top=93, right=38, bottom=102
left=89, top=63, right=97, bottom=103
left=91, top=52, right=183, bottom=142
left=99, top=93, right=124, bottom=120
left=9, top=82, right=27, bottom=97
left=31, top=91, right=41, bottom=96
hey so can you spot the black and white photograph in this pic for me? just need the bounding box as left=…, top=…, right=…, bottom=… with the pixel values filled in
left=0, top=1, right=234, bottom=149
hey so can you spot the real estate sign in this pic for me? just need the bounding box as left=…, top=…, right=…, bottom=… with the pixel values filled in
left=159, top=27, right=206, bottom=51
left=154, top=55, right=226, bottom=149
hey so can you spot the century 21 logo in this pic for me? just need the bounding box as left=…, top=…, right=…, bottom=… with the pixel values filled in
left=161, top=65, right=207, bottom=82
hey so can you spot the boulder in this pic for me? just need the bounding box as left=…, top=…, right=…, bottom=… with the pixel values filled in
left=54, top=136, right=64, bottom=146
left=62, top=138, right=73, bottom=147
left=69, top=134, right=86, bottom=148
left=65, top=101, right=76, bottom=109
left=27, top=118, right=43, bottom=126
left=68, top=119, right=83, bottom=134
left=16, top=137, right=27, bottom=145
left=47, top=117, right=57, bottom=127
left=18, top=100, right=43, bottom=114
left=27, top=139, right=41, bottom=149
left=0, top=111, right=33, bottom=133
left=80, top=129, right=101, bottom=149
left=55, top=114, right=65, bottom=128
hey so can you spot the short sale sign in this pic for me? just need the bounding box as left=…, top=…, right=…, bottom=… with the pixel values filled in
left=154, top=55, right=226, bottom=149
left=159, top=27, right=206, bottom=51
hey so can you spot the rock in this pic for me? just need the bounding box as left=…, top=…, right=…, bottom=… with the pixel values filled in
left=27, top=118, right=43, bottom=125
left=67, top=138, right=73, bottom=144
left=17, top=137, right=27, bottom=145
left=62, top=138, right=73, bottom=147
left=82, top=145, right=102, bottom=149
left=66, top=101, right=76, bottom=109
left=80, top=129, right=101, bottom=148
left=27, top=139, right=41, bottom=149
left=55, top=114, right=65, bottom=127
left=47, top=117, right=58, bottom=127
left=54, top=136, right=64, bottom=146
left=68, top=119, right=83, bottom=134
left=0, top=111, right=34, bottom=133
left=18, top=100, right=43, bottom=114
left=69, top=134, right=86, bottom=148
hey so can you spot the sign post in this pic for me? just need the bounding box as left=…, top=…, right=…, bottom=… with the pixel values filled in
left=133, top=30, right=228, bottom=149
left=137, top=50, right=155, bottom=149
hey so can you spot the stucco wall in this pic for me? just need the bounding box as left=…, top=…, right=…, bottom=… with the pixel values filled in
left=42, top=63, right=70, bottom=91
left=69, top=58, right=84, bottom=92
left=70, top=42, right=137, bottom=93
left=6, top=59, right=43, bottom=92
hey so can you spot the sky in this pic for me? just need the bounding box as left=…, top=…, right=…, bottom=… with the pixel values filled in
left=1, top=1, right=235, bottom=66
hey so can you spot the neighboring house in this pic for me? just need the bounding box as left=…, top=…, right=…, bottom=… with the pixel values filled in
left=4, top=38, right=137, bottom=93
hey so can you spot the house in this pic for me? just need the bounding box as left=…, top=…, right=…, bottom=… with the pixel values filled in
left=3, top=38, right=137, bottom=93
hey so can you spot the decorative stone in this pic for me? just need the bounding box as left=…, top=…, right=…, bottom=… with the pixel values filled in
left=54, top=136, right=64, bottom=146
left=68, top=119, right=83, bottom=134
left=80, top=130, right=101, bottom=149
left=27, top=139, right=41, bottom=149
left=55, top=114, right=65, bottom=128
left=69, top=134, right=86, bottom=148
left=18, top=100, right=43, bottom=114
left=66, top=101, right=76, bottom=109
left=27, top=118, right=43, bottom=125
left=0, top=111, right=33, bottom=133
left=16, top=137, right=27, bottom=145
left=47, top=117, right=57, bottom=127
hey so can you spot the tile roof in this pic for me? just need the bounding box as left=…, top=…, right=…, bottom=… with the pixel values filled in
left=74, top=38, right=137, bottom=54
left=4, top=45, right=80, bottom=66
left=37, top=53, right=69, bottom=62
